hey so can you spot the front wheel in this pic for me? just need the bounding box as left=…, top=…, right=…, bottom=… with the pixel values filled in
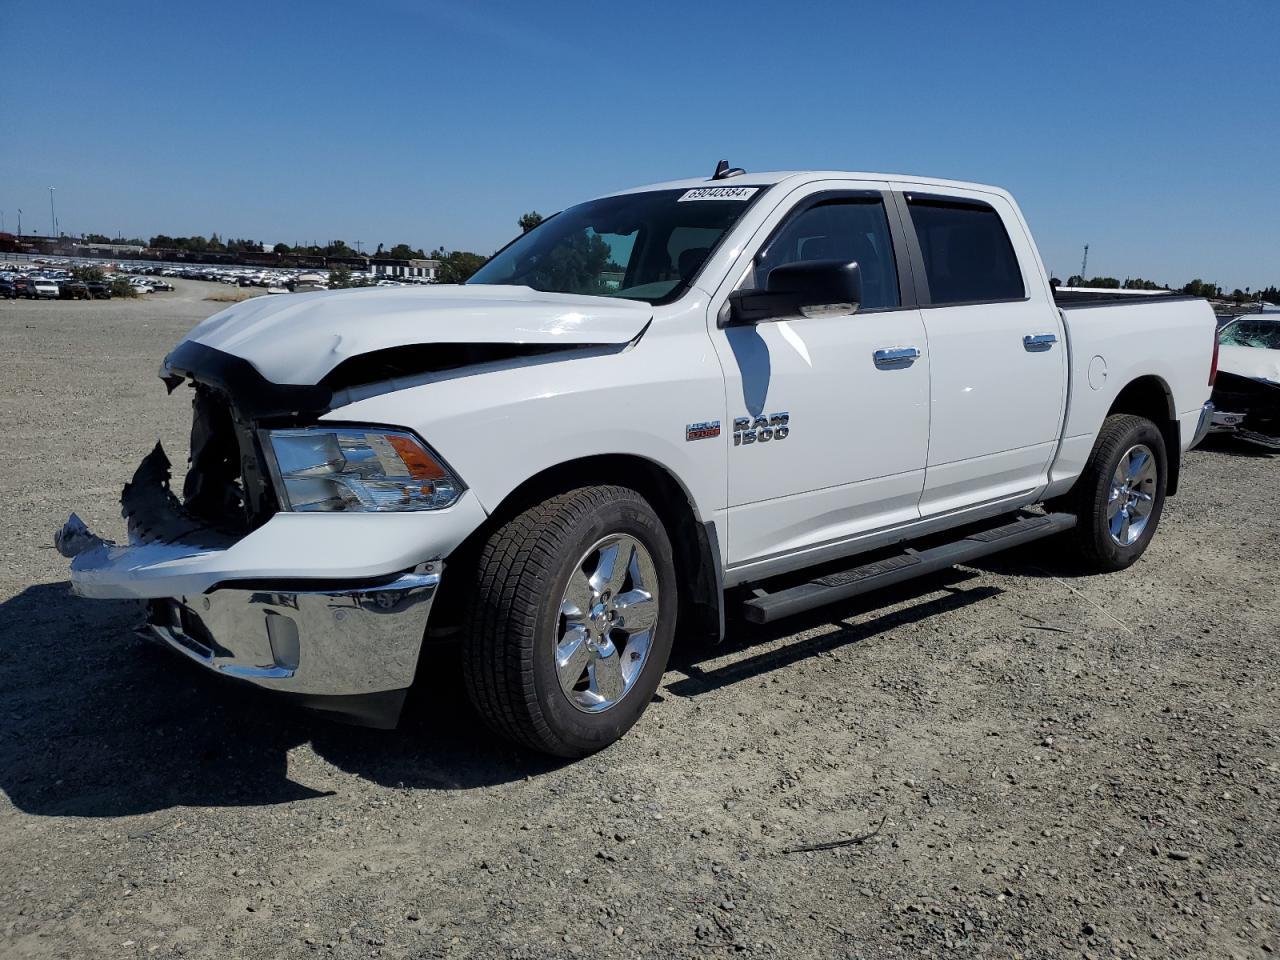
left=1058, top=414, right=1167, bottom=571
left=461, top=485, right=677, bottom=757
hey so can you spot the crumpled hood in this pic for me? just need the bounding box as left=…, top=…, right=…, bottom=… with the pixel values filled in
left=1219, top=344, right=1280, bottom=385
left=182, top=284, right=652, bottom=385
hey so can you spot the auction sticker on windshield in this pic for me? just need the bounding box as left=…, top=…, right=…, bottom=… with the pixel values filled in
left=677, top=186, right=759, bottom=202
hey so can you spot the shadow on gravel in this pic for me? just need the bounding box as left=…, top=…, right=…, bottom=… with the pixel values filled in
left=0, top=582, right=561, bottom=819
left=1194, top=434, right=1277, bottom=458
left=667, top=570, right=1002, bottom=696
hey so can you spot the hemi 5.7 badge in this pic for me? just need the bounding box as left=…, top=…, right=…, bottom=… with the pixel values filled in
left=733, top=413, right=789, bottom=445
left=685, top=421, right=721, bottom=441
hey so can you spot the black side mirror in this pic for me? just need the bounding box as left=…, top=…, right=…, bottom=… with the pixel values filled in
left=725, top=260, right=862, bottom=326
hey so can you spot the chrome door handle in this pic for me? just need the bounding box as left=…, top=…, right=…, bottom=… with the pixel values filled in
left=873, top=347, right=921, bottom=368
left=1023, top=333, right=1057, bottom=351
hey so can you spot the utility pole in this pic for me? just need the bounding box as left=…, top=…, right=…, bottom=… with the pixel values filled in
left=49, top=187, right=56, bottom=237
left=17, top=208, right=21, bottom=238
left=1080, top=243, right=1089, bottom=281
left=355, top=240, right=362, bottom=254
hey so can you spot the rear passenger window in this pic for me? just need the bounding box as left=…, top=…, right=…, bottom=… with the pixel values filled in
left=906, top=196, right=1024, bottom=304
left=755, top=199, right=900, bottom=310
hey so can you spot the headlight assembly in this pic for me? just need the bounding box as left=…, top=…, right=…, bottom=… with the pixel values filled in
left=264, top=427, right=462, bottom=512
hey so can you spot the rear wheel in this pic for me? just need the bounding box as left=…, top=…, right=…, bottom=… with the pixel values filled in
left=461, top=485, right=676, bottom=757
left=1058, top=414, right=1167, bottom=571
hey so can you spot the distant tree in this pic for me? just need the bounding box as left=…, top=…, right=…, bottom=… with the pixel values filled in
left=226, top=237, right=263, bottom=254
left=149, top=234, right=175, bottom=249
left=273, top=242, right=291, bottom=254
left=1181, top=279, right=1222, bottom=298
left=430, top=247, right=489, bottom=284
left=72, top=265, right=106, bottom=282
left=1066, top=274, right=1084, bottom=287
left=384, top=243, right=426, bottom=260
left=323, top=239, right=358, bottom=258
left=84, top=233, right=112, bottom=244
left=518, top=211, right=544, bottom=233
left=206, top=233, right=227, bottom=253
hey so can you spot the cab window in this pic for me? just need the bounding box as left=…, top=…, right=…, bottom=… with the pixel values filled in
left=754, top=199, right=900, bottom=311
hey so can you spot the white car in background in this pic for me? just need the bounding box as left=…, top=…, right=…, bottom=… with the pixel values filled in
left=1209, top=314, right=1280, bottom=447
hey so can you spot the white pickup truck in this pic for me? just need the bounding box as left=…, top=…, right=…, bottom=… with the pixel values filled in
left=58, top=165, right=1218, bottom=757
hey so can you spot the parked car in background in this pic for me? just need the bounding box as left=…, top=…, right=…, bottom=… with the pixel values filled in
left=84, top=280, right=112, bottom=299
left=58, top=280, right=91, bottom=300
left=0, top=274, right=17, bottom=298
left=19, top=276, right=60, bottom=299
left=129, top=277, right=154, bottom=293
left=149, top=278, right=175, bottom=291
left=1209, top=315, right=1280, bottom=448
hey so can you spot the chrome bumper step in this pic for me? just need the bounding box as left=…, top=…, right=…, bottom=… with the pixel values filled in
left=742, top=511, right=1077, bottom=624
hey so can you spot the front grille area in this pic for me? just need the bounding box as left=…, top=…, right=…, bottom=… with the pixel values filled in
left=182, top=384, right=277, bottom=534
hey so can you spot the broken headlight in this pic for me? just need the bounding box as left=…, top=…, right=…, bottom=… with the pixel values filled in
left=264, top=427, right=462, bottom=512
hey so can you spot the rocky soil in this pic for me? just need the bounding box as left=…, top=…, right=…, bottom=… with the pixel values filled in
left=1, top=284, right=1276, bottom=959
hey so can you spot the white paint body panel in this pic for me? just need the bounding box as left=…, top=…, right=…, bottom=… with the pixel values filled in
left=69, top=497, right=486, bottom=599
left=187, top=284, right=653, bottom=384
left=68, top=169, right=1216, bottom=602
left=1044, top=297, right=1214, bottom=496
left=1218, top=343, right=1280, bottom=384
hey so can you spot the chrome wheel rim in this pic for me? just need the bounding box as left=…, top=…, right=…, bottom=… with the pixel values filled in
left=555, top=534, right=660, bottom=713
left=1107, top=443, right=1157, bottom=546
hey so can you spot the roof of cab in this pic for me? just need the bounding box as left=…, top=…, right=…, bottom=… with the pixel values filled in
left=606, top=170, right=1014, bottom=202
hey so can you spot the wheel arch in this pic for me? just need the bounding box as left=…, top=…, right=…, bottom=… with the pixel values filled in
left=438, top=454, right=723, bottom=645
left=1106, top=374, right=1181, bottom=495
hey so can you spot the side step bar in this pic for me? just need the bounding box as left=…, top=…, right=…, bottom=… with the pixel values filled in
left=742, top=512, right=1077, bottom=624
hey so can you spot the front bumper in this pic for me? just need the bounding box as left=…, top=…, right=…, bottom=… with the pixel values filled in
left=141, top=568, right=440, bottom=726
left=57, top=493, right=485, bottom=726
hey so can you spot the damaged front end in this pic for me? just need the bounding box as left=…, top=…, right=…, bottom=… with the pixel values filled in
left=1210, top=372, right=1280, bottom=450
left=53, top=357, right=468, bottom=728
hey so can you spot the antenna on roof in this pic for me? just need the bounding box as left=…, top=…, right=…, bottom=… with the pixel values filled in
left=711, top=159, right=746, bottom=180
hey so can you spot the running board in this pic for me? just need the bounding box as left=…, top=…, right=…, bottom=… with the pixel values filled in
left=742, top=512, right=1077, bottom=624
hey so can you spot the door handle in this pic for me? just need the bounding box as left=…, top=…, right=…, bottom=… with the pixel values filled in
left=873, top=347, right=921, bottom=368
left=1023, top=333, right=1057, bottom=351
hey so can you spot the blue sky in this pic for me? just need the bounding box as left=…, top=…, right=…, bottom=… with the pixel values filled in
left=3, top=0, right=1277, bottom=289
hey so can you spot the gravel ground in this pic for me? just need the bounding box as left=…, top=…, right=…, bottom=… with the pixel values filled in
left=1, top=283, right=1277, bottom=960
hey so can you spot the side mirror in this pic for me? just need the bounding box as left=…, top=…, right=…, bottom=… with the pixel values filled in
left=725, top=260, right=862, bottom=326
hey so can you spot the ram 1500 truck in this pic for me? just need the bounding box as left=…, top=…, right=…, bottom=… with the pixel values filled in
left=57, top=167, right=1218, bottom=757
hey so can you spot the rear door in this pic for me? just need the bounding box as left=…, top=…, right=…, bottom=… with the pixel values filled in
left=707, top=183, right=931, bottom=571
left=895, top=189, right=1067, bottom=516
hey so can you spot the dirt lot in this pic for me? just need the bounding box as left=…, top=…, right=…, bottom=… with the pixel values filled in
left=1, top=283, right=1277, bottom=960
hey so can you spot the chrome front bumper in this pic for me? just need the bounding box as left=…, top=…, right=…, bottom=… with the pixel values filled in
left=140, top=567, right=440, bottom=724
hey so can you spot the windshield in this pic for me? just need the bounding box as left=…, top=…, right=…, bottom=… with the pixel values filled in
left=467, top=186, right=766, bottom=304
left=1219, top=317, right=1280, bottom=350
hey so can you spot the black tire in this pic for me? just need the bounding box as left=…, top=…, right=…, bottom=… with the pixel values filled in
left=1058, top=414, right=1167, bottom=571
left=461, top=485, right=677, bottom=757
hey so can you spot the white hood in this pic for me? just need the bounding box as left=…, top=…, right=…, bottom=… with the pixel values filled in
left=184, top=285, right=652, bottom=384
left=1219, top=343, right=1280, bottom=385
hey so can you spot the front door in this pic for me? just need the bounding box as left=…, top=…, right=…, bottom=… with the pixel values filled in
left=709, top=187, right=931, bottom=572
